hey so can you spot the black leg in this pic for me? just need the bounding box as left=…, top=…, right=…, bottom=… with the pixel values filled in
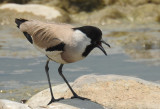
left=45, top=60, right=64, bottom=105
left=58, top=64, right=89, bottom=100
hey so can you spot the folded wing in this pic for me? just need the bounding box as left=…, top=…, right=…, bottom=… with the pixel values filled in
left=15, top=18, right=74, bottom=52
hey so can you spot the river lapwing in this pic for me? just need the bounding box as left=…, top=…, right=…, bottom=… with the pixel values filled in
left=15, top=18, right=110, bottom=104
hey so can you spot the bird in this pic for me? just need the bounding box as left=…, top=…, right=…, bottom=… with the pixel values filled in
left=15, top=18, right=110, bottom=105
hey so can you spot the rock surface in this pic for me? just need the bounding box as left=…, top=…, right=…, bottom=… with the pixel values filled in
left=0, top=99, right=79, bottom=109
left=0, top=99, right=30, bottom=109
left=27, top=74, right=160, bottom=109
left=1, top=74, right=160, bottom=109
left=26, top=84, right=72, bottom=108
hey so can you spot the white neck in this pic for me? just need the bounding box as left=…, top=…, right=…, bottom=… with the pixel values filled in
left=72, top=30, right=91, bottom=52
left=62, top=30, right=91, bottom=62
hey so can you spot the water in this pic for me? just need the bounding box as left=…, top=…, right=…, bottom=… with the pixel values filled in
left=0, top=53, right=160, bottom=98
left=1, top=53, right=160, bottom=87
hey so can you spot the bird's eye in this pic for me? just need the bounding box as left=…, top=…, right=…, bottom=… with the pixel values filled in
left=97, top=41, right=101, bottom=45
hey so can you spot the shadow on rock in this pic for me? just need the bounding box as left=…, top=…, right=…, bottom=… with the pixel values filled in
left=58, top=98, right=104, bottom=109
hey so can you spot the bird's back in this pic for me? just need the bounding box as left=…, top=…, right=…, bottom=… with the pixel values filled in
left=19, top=20, right=74, bottom=49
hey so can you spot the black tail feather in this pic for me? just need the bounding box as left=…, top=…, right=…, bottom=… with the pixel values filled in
left=15, top=18, right=28, bottom=28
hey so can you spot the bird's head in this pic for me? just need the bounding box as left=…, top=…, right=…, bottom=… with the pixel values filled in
left=73, top=26, right=110, bottom=57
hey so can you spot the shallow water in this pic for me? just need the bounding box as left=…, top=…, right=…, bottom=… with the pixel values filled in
left=0, top=53, right=160, bottom=101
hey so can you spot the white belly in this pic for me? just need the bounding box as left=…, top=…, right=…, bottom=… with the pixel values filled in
left=47, top=51, right=67, bottom=64
left=34, top=45, right=67, bottom=64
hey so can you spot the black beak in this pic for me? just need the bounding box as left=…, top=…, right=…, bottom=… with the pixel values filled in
left=96, top=40, right=110, bottom=56
left=100, top=40, right=111, bottom=48
left=97, top=44, right=107, bottom=56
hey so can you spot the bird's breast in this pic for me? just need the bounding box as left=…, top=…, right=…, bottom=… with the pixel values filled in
left=47, top=52, right=67, bottom=64
left=61, top=51, right=85, bottom=63
left=60, top=30, right=91, bottom=63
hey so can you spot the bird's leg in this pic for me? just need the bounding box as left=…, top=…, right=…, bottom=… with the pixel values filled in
left=45, top=60, right=64, bottom=105
left=58, top=64, right=89, bottom=100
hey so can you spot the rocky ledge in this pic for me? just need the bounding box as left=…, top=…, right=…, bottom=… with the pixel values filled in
left=1, top=74, right=160, bottom=109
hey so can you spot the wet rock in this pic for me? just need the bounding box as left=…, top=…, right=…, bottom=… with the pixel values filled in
left=27, top=74, right=160, bottom=109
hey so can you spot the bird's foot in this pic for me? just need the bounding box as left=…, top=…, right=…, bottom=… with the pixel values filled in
left=71, top=94, right=89, bottom=100
left=48, top=97, right=64, bottom=105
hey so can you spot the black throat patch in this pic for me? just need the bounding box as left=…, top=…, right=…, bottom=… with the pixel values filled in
left=82, top=44, right=95, bottom=57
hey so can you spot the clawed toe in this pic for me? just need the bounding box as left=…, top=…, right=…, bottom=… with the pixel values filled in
left=71, top=95, right=89, bottom=100
left=48, top=97, right=64, bottom=105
